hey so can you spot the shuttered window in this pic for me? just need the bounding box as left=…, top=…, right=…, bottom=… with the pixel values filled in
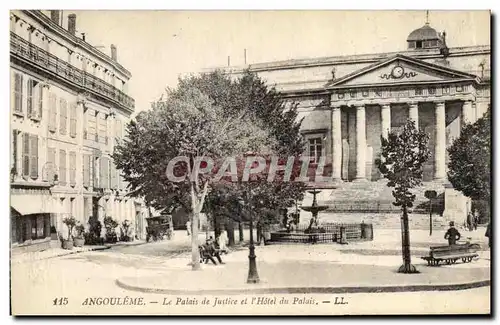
left=45, top=147, right=56, bottom=182
left=48, top=93, right=57, bottom=132
left=87, top=110, right=97, bottom=141
left=22, top=133, right=30, bottom=178
left=38, top=85, right=43, bottom=119
left=30, top=135, right=38, bottom=179
left=69, top=103, right=77, bottom=138
left=92, top=156, right=98, bottom=188
left=59, top=99, right=67, bottom=135
left=99, top=157, right=110, bottom=189
left=11, top=130, right=18, bottom=176
left=110, top=162, right=117, bottom=189
left=27, top=79, right=34, bottom=117
left=21, top=133, right=38, bottom=180
left=59, top=149, right=66, bottom=185
left=69, top=151, right=76, bottom=186
left=13, top=73, right=23, bottom=114
left=98, top=113, right=107, bottom=143
left=83, top=154, right=90, bottom=187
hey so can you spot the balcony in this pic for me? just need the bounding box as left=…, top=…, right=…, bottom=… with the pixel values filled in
left=10, top=32, right=135, bottom=112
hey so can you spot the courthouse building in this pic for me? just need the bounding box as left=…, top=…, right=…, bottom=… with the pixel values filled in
left=10, top=10, right=147, bottom=252
left=222, top=21, right=490, bottom=218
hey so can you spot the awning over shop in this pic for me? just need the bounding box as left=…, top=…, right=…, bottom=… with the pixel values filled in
left=10, top=194, right=64, bottom=215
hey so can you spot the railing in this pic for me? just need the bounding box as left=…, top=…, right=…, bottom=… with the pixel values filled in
left=269, top=222, right=373, bottom=244
left=323, top=200, right=444, bottom=214
left=10, top=32, right=135, bottom=111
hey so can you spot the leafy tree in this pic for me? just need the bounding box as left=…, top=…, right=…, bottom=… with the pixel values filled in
left=113, top=87, right=271, bottom=270
left=448, top=108, right=491, bottom=202
left=376, top=119, right=430, bottom=274
left=177, top=70, right=307, bottom=234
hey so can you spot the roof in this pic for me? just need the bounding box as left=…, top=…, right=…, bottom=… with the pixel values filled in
left=407, top=23, right=439, bottom=42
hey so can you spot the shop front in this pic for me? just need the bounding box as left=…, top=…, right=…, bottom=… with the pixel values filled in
left=10, top=187, right=61, bottom=253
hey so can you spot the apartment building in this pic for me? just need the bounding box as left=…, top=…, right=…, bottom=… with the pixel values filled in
left=10, top=10, right=146, bottom=252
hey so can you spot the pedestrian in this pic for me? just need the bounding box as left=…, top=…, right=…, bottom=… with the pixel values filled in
left=186, top=220, right=191, bottom=236
left=485, top=222, right=491, bottom=248
left=467, top=211, right=473, bottom=231
left=473, top=212, right=479, bottom=231
left=444, top=221, right=461, bottom=246
left=217, top=230, right=228, bottom=254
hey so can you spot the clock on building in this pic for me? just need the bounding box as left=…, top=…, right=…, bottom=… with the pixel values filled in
left=391, top=65, right=405, bottom=79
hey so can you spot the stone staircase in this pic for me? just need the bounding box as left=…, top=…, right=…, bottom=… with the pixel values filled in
left=300, top=180, right=446, bottom=214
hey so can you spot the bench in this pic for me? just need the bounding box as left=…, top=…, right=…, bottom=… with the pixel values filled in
left=421, top=243, right=479, bottom=266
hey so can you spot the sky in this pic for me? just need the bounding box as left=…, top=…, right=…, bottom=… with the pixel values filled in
left=63, top=10, right=490, bottom=116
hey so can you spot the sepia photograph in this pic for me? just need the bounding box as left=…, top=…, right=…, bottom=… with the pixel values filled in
left=8, top=8, right=491, bottom=316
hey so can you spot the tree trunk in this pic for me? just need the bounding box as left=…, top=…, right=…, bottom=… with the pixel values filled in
left=190, top=210, right=201, bottom=271
left=214, top=214, right=221, bottom=239
left=398, top=205, right=418, bottom=273
left=226, top=219, right=235, bottom=246
left=239, top=222, right=244, bottom=242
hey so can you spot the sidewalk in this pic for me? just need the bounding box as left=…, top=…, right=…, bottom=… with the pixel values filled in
left=116, top=244, right=491, bottom=295
left=11, top=240, right=147, bottom=264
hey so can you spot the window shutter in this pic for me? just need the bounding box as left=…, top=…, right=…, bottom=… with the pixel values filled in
left=59, top=99, right=67, bottom=135
left=38, top=85, right=43, bottom=119
left=22, top=133, right=30, bottom=178
left=59, top=149, right=66, bottom=185
left=14, top=73, right=23, bottom=114
left=110, top=161, right=117, bottom=189
left=45, top=147, right=56, bottom=182
left=69, top=151, right=76, bottom=186
left=92, top=156, right=98, bottom=188
left=104, top=157, right=109, bottom=189
left=70, top=103, right=77, bottom=138
left=30, top=135, right=38, bottom=179
left=98, top=157, right=105, bottom=189
left=11, top=130, right=18, bottom=175
left=83, top=154, right=90, bottom=187
left=49, top=93, right=57, bottom=132
left=27, top=79, right=34, bottom=117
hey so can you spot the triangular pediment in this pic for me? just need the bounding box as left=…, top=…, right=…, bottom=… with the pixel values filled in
left=329, top=54, right=479, bottom=88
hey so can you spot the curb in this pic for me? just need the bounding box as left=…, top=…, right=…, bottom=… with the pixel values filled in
left=115, top=278, right=491, bottom=295
left=12, top=245, right=111, bottom=264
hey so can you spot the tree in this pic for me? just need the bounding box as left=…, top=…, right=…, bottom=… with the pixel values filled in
left=178, top=70, right=307, bottom=232
left=376, top=119, right=430, bottom=274
left=113, top=87, right=271, bottom=270
left=448, top=108, right=491, bottom=202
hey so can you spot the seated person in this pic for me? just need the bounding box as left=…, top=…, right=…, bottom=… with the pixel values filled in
left=201, top=237, right=225, bottom=265
left=444, top=221, right=461, bottom=246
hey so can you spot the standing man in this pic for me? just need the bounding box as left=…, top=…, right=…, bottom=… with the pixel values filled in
left=186, top=220, right=191, bottom=236
left=444, top=221, right=461, bottom=246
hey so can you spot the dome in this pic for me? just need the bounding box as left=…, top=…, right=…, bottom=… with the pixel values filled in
left=407, top=23, right=439, bottom=42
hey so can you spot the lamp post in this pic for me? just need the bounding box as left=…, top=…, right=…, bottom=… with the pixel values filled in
left=425, top=190, right=437, bottom=236
left=240, top=191, right=260, bottom=284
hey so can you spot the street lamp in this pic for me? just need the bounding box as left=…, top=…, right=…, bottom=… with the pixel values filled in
left=425, top=190, right=437, bottom=236
left=239, top=190, right=260, bottom=284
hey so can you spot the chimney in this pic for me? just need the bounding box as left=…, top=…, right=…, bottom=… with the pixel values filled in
left=67, top=14, right=76, bottom=35
left=110, top=44, right=117, bottom=61
left=50, top=10, right=60, bottom=25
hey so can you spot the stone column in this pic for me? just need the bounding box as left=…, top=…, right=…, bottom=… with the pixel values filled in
left=461, top=100, right=474, bottom=126
left=331, top=105, right=342, bottom=182
left=381, top=104, right=391, bottom=139
left=434, top=101, right=446, bottom=180
left=408, top=102, right=419, bottom=130
left=355, top=104, right=367, bottom=181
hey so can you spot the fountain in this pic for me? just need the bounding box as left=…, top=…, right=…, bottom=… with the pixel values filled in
left=300, top=189, right=329, bottom=232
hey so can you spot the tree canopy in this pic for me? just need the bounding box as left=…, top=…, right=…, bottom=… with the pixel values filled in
left=447, top=108, right=491, bottom=201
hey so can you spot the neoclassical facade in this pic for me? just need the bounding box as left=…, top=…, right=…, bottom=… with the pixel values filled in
left=221, top=22, right=490, bottom=216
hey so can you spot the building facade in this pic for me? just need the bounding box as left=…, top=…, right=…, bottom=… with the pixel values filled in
left=10, top=10, right=146, bottom=252
left=222, top=22, right=490, bottom=219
